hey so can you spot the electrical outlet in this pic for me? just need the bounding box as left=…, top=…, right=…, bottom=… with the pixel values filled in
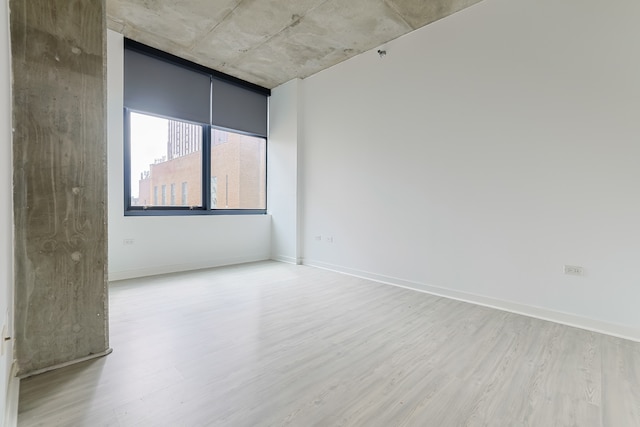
left=123, top=238, right=135, bottom=246
left=314, top=236, right=322, bottom=241
left=564, top=265, right=584, bottom=276
left=325, top=236, right=333, bottom=243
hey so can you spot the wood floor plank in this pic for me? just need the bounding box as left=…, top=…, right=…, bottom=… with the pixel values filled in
left=601, top=335, right=640, bottom=426
left=16, top=261, right=640, bottom=426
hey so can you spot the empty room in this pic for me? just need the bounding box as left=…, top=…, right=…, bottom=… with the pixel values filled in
left=2, top=0, right=640, bottom=426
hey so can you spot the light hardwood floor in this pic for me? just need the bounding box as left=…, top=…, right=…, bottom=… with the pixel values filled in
left=17, top=261, right=640, bottom=426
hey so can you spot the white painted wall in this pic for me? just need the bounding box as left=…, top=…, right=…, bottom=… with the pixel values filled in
left=107, top=30, right=271, bottom=281
left=300, top=0, right=640, bottom=339
left=1, top=1, right=15, bottom=424
left=268, top=79, right=302, bottom=264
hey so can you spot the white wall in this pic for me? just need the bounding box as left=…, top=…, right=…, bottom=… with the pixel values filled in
left=107, top=30, right=271, bottom=281
left=268, top=79, right=302, bottom=264
left=1, top=1, right=15, bottom=424
left=300, top=0, right=640, bottom=339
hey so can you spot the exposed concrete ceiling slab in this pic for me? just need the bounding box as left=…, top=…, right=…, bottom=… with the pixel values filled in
left=107, top=0, right=484, bottom=89
left=385, top=0, right=483, bottom=29
left=108, top=0, right=242, bottom=48
left=190, top=0, right=328, bottom=63
left=227, top=0, right=412, bottom=87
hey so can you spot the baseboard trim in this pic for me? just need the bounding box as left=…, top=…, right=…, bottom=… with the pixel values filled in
left=19, top=348, right=113, bottom=379
left=108, top=254, right=270, bottom=282
left=4, top=361, right=19, bottom=427
left=303, top=259, right=640, bottom=343
left=270, top=254, right=302, bottom=265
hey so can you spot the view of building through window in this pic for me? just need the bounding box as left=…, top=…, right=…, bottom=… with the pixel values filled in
left=210, top=128, right=266, bottom=209
left=129, top=112, right=266, bottom=209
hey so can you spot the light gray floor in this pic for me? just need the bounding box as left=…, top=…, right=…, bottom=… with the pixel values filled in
left=17, top=261, right=640, bottom=426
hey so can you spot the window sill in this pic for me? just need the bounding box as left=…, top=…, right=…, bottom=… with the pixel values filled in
left=124, top=209, right=267, bottom=216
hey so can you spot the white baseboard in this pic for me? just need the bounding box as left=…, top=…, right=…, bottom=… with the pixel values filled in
left=303, top=259, right=640, bottom=343
left=270, top=254, right=302, bottom=265
left=108, top=254, right=270, bottom=282
left=4, top=361, right=19, bottom=427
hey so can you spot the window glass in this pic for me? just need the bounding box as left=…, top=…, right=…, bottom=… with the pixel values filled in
left=129, top=112, right=202, bottom=207
left=210, top=129, right=266, bottom=209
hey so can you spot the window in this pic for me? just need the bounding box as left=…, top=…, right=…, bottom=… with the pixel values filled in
left=210, top=129, right=266, bottom=209
left=181, top=182, right=188, bottom=205
left=129, top=113, right=202, bottom=209
left=123, top=39, right=269, bottom=215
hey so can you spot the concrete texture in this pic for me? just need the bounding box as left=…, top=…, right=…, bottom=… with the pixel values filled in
left=107, top=0, right=485, bottom=88
left=11, top=0, right=109, bottom=376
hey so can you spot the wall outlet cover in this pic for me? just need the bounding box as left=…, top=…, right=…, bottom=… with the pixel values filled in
left=564, top=265, right=584, bottom=276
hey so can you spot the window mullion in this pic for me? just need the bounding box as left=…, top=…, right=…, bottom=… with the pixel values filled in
left=202, top=125, right=212, bottom=210
left=123, top=108, right=132, bottom=210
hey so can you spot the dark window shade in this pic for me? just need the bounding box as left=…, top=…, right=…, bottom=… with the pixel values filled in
left=211, top=78, right=268, bottom=137
left=124, top=49, right=211, bottom=124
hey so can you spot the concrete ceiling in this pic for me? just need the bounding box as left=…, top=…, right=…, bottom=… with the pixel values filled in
left=107, top=0, right=483, bottom=89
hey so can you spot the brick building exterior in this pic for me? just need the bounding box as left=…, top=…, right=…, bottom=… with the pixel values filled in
left=135, top=121, right=265, bottom=209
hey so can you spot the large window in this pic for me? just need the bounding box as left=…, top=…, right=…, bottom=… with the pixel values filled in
left=123, top=39, right=269, bottom=215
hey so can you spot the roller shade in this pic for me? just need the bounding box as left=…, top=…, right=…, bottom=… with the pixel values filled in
left=211, top=78, right=268, bottom=137
left=124, top=48, right=211, bottom=124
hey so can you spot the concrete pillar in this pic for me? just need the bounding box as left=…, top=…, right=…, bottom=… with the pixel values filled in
left=11, top=0, right=109, bottom=376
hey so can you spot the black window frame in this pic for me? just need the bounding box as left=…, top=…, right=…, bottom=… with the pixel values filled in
left=123, top=39, right=269, bottom=217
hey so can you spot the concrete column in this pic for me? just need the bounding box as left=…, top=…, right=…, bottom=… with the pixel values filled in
left=11, top=0, right=109, bottom=376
